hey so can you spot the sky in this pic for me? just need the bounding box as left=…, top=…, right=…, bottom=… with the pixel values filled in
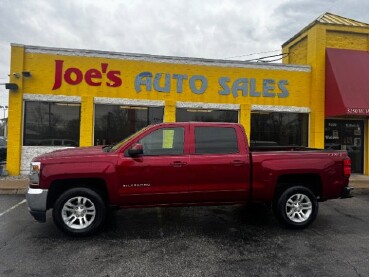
left=1, top=0, right=369, bottom=118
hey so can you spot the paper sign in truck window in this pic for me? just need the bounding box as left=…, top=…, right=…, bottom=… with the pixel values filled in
left=162, top=129, right=175, bottom=149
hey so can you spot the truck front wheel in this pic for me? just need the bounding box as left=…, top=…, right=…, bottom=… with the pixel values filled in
left=274, top=186, right=318, bottom=229
left=52, top=188, right=107, bottom=236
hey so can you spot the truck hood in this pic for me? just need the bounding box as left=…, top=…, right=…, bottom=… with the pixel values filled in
left=35, top=146, right=107, bottom=161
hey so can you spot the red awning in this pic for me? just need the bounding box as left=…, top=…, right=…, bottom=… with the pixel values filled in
left=325, top=48, right=369, bottom=117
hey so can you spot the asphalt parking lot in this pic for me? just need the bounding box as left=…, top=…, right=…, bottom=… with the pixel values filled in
left=1, top=191, right=369, bottom=277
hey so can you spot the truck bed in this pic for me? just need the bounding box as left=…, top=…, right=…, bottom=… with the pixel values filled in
left=250, top=146, right=319, bottom=152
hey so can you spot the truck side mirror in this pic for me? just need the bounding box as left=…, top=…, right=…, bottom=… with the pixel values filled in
left=128, top=143, right=143, bottom=157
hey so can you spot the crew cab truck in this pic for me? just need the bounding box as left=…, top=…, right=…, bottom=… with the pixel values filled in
left=26, top=122, right=352, bottom=236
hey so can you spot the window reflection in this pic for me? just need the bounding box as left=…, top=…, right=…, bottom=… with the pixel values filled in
left=139, top=127, right=184, bottom=156
left=251, top=112, right=308, bottom=147
left=23, top=102, right=80, bottom=146
left=94, top=105, right=164, bottom=145
left=176, top=108, right=238, bottom=122
left=195, top=127, right=239, bottom=154
left=325, top=119, right=364, bottom=173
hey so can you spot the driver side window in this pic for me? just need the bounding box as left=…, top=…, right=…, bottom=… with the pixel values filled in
left=139, top=127, right=184, bottom=156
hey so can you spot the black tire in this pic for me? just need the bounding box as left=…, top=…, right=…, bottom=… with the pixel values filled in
left=52, top=188, right=107, bottom=237
left=274, top=186, right=318, bottom=229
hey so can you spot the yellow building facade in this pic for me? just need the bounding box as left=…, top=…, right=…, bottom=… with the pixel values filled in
left=6, top=13, right=369, bottom=175
left=283, top=13, right=369, bottom=175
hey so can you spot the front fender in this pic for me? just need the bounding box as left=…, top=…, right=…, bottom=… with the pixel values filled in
left=39, top=161, right=116, bottom=189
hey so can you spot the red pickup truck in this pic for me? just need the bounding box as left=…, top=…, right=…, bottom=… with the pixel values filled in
left=26, top=122, right=352, bottom=236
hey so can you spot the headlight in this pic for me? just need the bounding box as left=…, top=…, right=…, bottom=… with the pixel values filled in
left=29, top=162, right=41, bottom=185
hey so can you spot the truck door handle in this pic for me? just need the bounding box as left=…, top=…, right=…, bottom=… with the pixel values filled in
left=170, top=161, right=188, bottom=167
left=231, top=160, right=245, bottom=166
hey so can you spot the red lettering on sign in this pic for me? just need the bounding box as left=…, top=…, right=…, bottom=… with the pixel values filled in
left=52, top=60, right=64, bottom=90
left=106, top=71, right=122, bottom=87
left=64, top=68, right=83, bottom=85
left=85, top=69, right=102, bottom=86
left=52, top=60, right=122, bottom=90
left=101, top=63, right=108, bottom=74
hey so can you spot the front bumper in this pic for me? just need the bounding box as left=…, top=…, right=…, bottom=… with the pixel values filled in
left=26, top=188, right=48, bottom=222
left=341, top=185, right=353, bottom=198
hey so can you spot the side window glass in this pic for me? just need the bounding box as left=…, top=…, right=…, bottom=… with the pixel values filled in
left=0, top=139, right=6, bottom=146
left=195, top=127, right=239, bottom=154
left=53, top=140, right=62, bottom=146
left=139, top=127, right=184, bottom=156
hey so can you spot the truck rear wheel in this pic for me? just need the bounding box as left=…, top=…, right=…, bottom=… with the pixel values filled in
left=274, top=186, right=318, bottom=229
left=52, top=188, right=107, bottom=236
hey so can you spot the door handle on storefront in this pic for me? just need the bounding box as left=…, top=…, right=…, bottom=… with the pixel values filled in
left=170, top=161, right=188, bottom=167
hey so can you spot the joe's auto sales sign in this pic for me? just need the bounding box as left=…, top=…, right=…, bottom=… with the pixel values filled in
left=52, top=59, right=290, bottom=99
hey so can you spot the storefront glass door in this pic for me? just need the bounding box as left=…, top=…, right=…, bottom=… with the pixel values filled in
left=324, top=119, right=364, bottom=173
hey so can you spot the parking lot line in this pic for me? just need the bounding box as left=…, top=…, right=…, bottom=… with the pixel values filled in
left=0, top=199, right=26, bottom=218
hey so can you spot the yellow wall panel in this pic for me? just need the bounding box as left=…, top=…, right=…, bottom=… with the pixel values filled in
left=80, top=96, right=94, bottom=146
left=239, top=103, right=251, bottom=139
left=326, top=31, right=369, bottom=51
left=164, top=100, right=176, bottom=122
left=7, top=46, right=25, bottom=176
left=289, top=37, right=308, bottom=65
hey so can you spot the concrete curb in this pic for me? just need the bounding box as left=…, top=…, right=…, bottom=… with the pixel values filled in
left=0, top=179, right=28, bottom=195
left=0, top=189, right=27, bottom=195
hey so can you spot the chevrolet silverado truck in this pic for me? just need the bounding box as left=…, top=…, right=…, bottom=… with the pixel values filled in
left=26, top=122, right=352, bottom=236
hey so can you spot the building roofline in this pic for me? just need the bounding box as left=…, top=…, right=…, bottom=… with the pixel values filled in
left=11, top=43, right=311, bottom=72
left=282, top=12, right=369, bottom=47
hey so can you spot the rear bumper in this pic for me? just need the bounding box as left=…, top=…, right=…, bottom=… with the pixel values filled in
left=341, top=185, right=353, bottom=198
left=26, top=188, right=48, bottom=222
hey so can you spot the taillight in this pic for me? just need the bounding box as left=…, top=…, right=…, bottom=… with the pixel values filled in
left=344, top=158, right=351, bottom=177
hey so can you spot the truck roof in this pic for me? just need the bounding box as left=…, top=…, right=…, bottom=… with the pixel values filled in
left=154, top=122, right=241, bottom=127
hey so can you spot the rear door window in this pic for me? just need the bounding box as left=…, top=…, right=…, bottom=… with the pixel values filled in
left=194, top=127, right=239, bottom=154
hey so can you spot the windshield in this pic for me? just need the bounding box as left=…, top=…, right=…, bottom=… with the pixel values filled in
left=109, top=126, right=150, bottom=152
